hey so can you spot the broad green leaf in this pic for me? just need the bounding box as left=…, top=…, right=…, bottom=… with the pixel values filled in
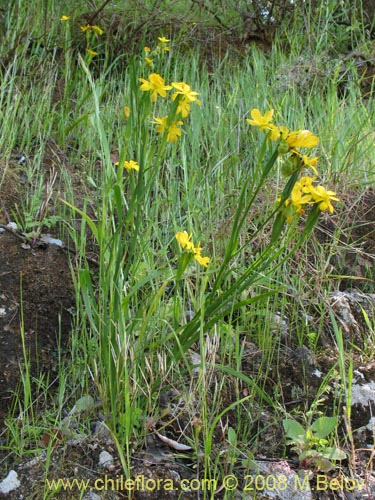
left=322, top=447, right=346, bottom=460
left=310, top=416, right=338, bottom=439
left=283, top=419, right=306, bottom=442
left=71, top=395, right=95, bottom=415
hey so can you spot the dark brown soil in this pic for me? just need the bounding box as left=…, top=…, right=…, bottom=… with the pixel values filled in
left=0, top=230, right=74, bottom=425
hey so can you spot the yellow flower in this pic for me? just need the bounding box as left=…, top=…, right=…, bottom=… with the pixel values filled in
left=269, top=125, right=290, bottom=142
left=167, top=123, right=183, bottom=143
left=139, top=73, right=172, bottom=102
left=114, top=160, right=140, bottom=172
left=144, top=46, right=151, bottom=53
left=92, top=25, right=103, bottom=35
left=299, top=176, right=316, bottom=192
left=176, top=99, right=191, bottom=118
left=286, top=130, right=319, bottom=149
left=60, top=15, right=70, bottom=21
left=171, top=82, right=201, bottom=105
left=310, top=185, right=340, bottom=213
left=176, top=231, right=194, bottom=250
left=268, top=124, right=283, bottom=141
left=194, top=253, right=210, bottom=267
left=176, top=232, right=210, bottom=267
left=152, top=116, right=183, bottom=143
left=123, top=160, right=140, bottom=172
left=145, top=57, right=154, bottom=67
left=123, top=106, right=130, bottom=119
left=302, top=155, right=319, bottom=174
left=193, top=244, right=210, bottom=267
left=86, top=49, right=98, bottom=56
left=152, top=116, right=167, bottom=132
left=246, top=108, right=274, bottom=129
left=287, top=181, right=312, bottom=213
left=80, top=24, right=104, bottom=35
left=158, top=36, right=170, bottom=43
left=278, top=126, right=290, bottom=139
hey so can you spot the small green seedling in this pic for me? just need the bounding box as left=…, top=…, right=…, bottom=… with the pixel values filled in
left=283, top=416, right=346, bottom=472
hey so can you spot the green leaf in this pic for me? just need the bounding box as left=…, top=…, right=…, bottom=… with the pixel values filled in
left=71, top=395, right=95, bottom=415
left=322, top=447, right=346, bottom=460
left=270, top=211, right=286, bottom=243
left=283, top=419, right=306, bottom=442
left=300, top=449, right=320, bottom=460
left=310, top=416, right=338, bottom=439
left=113, top=183, right=124, bottom=226
left=315, top=458, right=335, bottom=473
left=61, top=199, right=99, bottom=243
left=228, top=427, right=237, bottom=447
left=79, top=268, right=99, bottom=334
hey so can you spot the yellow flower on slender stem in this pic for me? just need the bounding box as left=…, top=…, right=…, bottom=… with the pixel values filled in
left=287, top=181, right=312, bottom=213
left=144, top=46, right=151, bottom=53
left=86, top=49, right=98, bottom=56
left=310, top=185, right=339, bottom=213
left=194, top=253, right=210, bottom=267
left=139, top=73, right=172, bottom=102
left=114, top=160, right=140, bottom=172
left=176, top=99, right=191, bottom=118
left=302, top=155, right=319, bottom=174
left=176, top=231, right=194, bottom=250
left=176, top=232, right=210, bottom=267
left=158, top=36, right=170, bottom=43
left=286, top=130, right=319, bottom=149
left=246, top=108, right=274, bottom=129
left=171, top=82, right=201, bottom=105
left=152, top=116, right=183, bottom=143
left=299, top=176, right=316, bottom=192
left=152, top=116, right=167, bottom=132
left=123, top=160, right=140, bottom=172
left=80, top=24, right=104, bottom=35
left=192, top=244, right=210, bottom=267
left=60, top=15, right=70, bottom=21
left=270, top=125, right=290, bottom=142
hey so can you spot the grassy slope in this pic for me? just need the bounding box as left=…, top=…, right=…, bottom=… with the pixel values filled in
left=1, top=0, right=375, bottom=496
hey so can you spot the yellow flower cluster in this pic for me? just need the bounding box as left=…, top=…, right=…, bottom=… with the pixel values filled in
left=80, top=24, right=104, bottom=35
left=246, top=108, right=319, bottom=174
left=78, top=23, right=104, bottom=59
left=143, top=36, right=170, bottom=67
left=139, top=73, right=201, bottom=143
left=284, top=176, right=339, bottom=222
left=151, top=116, right=183, bottom=144
left=175, top=231, right=210, bottom=267
left=247, top=109, right=340, bottom=218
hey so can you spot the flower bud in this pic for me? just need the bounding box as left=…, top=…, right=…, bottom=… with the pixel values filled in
left=281, top=156, right=299, bottom=176
left=278, top=139, right=289, bottom=155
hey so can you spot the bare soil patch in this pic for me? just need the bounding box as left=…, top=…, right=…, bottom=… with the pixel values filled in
left=0, top=230, right=74, bottom=426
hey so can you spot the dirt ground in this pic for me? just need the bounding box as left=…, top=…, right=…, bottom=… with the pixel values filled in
left=0, top=230, right=74, bottom=425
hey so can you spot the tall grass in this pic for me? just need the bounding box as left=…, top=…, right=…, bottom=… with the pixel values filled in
left=1, top=1, right=374, bottom=496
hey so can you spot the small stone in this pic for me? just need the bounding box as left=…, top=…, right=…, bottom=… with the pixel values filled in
left=6, top=222, right=18, bottom=231
left=0, top=470, right=21, bottom=494
left=93, top=421, right=111, bottom=439
left=99, top=450, right=114, bottom=468
left=83, top=492, right=101, bottom=500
